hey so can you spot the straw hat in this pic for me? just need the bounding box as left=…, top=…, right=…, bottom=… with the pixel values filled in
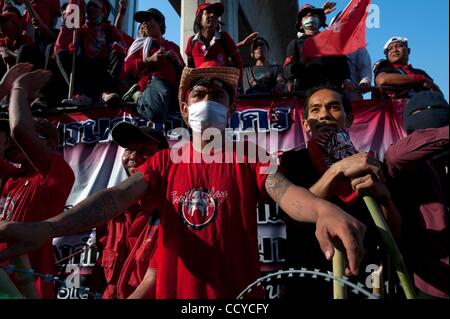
left=178, top=66, right=240, bottom=125
left=178, top=66, right=239, bottom=107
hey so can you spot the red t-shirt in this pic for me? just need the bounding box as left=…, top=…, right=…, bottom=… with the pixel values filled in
left=81, top=22, right=126, bottom=59
left=136, top=143, right=270, bottom=299
left=124, top=38, right=183, bottom=91
left=100, top=203, right=148, bottom=299
left=24, top=0, right=61, bottom=28
left=0, top=153, right=75, bottom=298
left=185, top=32, right=240, bottom=68
left=116, top=212, right=159, bottom=299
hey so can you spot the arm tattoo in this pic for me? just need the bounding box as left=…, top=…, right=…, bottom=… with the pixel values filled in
left=50, top=190, right=119, bottom=236
left=265, top=172, right=292, bottom=203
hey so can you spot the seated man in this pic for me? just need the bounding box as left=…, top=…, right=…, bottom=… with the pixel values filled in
left=281, top=85, right=401, bottom=299
left=242, top=36, right=286, bottom=96
left=374, top=37, right=441, bottom=99
left=0, top=66, right=366, bottom=299
left=384, top=91, right=449, bottom=298
left=123, top=8, right=184, bottom=123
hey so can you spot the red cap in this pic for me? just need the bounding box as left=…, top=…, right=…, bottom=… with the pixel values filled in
left=0, top=12, right=23, bottom=30
left=296, top=4, right=326, bottom=31
left=195, top=2, right=225, bottom=17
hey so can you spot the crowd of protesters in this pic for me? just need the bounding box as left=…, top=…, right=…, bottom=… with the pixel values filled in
left=0, top=1, right=447, bottom=300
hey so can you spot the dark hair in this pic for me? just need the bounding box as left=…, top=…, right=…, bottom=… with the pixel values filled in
left=193, top=9, right=223, bottom=34
left=61, top=2, right=69, bottom=12
left=303, top=84, right=352, bottom=119
left=251, top=37, right=270, bottom=52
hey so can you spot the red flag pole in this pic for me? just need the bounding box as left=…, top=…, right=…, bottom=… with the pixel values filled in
left=68, top=0, right=81, bottom=100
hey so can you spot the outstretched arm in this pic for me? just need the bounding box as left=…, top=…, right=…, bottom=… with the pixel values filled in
left=114, top=0, right=128, bottom=29
left=0, top=63, right=33, bottom=101
left=0, top=172, right=149, bottom=262
left=236, top=32, right=258, bottom=48
left=265, top=172, right=366, bottom=276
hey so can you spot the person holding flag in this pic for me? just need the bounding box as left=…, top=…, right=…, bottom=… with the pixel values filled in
left=284, top=4, right=351, bottom=93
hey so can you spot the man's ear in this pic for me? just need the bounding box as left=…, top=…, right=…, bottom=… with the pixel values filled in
left=407, top=48, right=411, bottom=55
left=302, top=119, right=311, bottom=133
left=181, top=102, right=189, bottom=120
left=346, top=113, right=354, bottom=128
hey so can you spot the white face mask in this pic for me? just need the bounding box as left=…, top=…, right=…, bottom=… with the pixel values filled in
left=188, top=100, right=229, bottom=133
left=302, top=16, right=321, bottom=31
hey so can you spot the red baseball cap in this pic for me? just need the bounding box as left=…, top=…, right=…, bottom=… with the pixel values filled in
left=0, top=12, right=23, bottom=30
left=296, top=4, right=327, bottom=31
left=196, top=2, right=225, bottom=17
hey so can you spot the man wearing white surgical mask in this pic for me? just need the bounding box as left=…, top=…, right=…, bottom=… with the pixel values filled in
left=284, top=3, right=351, bottom=93
left=0, top=66, right=367, bottom=300
left=180, top=76, right=233, bottom=140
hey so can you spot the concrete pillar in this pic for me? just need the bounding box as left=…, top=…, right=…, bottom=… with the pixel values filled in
left=180, top=0, right=198, bottom=61
left=220, top=0, right=239, bottom=41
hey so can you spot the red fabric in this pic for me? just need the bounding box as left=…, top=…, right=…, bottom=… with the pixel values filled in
left=185, top=32, right=240, bottom=69
left=136, top=143, right=269, bottom=299
left=303, top=0, right=371, bottom=57
left=116, top=215, right=159, bottom=299
left=0, top=34, right=33, bottom=51
left=81, top=22, right=126, bottom=59
left=0, top=153, right=75, bottom=298
left=0, top=11, right=23, bottom=29
left=392, top=64, right=428, bottom=83
left=385, top=126, right=449, bottom=298
left=100, top=204, right=140, bottom=299
left=195, top=2, right=224, bottom=17
left=23, top=0, right=61, bottom=28
left=54, top=0, right=124, bottom=59
left=124, top=38, right=182, bottom=91
left=120, top=30, right=134, bottom=50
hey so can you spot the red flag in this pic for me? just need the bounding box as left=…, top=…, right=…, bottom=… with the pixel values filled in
left=303, top=0, right=371, bottom=57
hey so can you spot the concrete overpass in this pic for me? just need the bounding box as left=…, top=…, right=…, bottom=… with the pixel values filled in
left=168, top=0, right=298, bottom=65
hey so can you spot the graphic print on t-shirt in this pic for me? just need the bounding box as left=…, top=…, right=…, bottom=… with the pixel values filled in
left=173, top=187, right=228, bottom=230
left=0, top=194, right=16, bottom=221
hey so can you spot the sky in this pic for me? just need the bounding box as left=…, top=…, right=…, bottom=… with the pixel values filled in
left=136, top=0, right=449, bottom=100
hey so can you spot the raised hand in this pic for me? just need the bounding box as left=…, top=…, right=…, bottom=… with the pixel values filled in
left=0, top=63, right=34, bottom=93
left=12, top=69, right=52, bottom=99
left=322, top=1, right=337, bottom=14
